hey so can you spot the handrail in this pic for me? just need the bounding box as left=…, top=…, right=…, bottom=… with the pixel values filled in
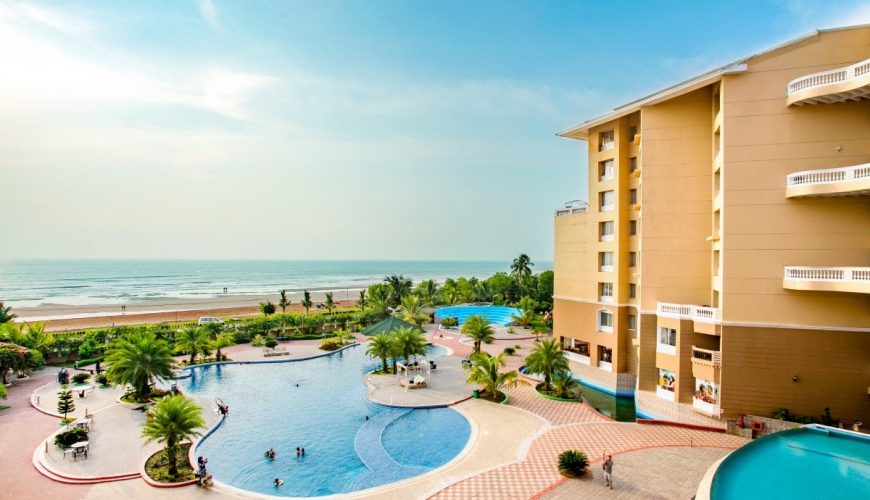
left=784, top=267, right=870, bottom=282
left=691, top=345, right=721, bottom=366
left=787, top=163, right=870, bottom=187
left=656, top=302, right=721, bottom=323
left=787, top=57, right=870, bottom=95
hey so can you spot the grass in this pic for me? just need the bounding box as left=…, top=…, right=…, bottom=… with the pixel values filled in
left=144, top=443, right=196, bottom=483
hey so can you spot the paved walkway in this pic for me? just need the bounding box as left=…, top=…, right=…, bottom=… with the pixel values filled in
left=542, top=446, right=731, bottom=499
left=365, top=354, right=474, bottom=407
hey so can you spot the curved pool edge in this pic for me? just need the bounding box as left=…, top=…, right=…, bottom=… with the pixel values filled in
left=178, top=342, right=360, bottom=374
left=694, top=452, right=730, bottom=500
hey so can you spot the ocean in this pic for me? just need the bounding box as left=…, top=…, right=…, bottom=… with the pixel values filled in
left=0, top=259, right=552, bottom=308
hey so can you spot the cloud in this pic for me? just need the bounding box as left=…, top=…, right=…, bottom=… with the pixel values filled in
left=196, top=0, right=220, bottom=28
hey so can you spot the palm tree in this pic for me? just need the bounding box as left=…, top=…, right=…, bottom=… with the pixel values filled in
left=399, top=295, right=428, bottom=327
left=524, top=339, right=569, bottom=391
left=176, top=326, right=209, bottom=365
left=551, top=370, right=581, bottom=399
left=105, top=332, right=173, bottom=401
left=357, top=290, right=368, bottom=310
left=142, top=395, right=205, bottom=477
left=324, top=292, right=335, bottom=314
left=278, top=289, right=290, bottom=313
left=466, top=352, right=527, bottom=401
left=384, top=275, right=412, bottom=307
left=366, top=333, right=393, bottom=373
left=462, top=315, right=495, bottom=354
left=0, top=302, right=15, bottom=324
left=510, top=254, right=534, bottom=287
left=513, top=296, right=538, bottom=327
left=415, top=280, right=441, bottom=307
left=23, top=322, right=54, bottom=357
left=394, top=327, right=427, bottom=364
left=211, top=332, right=234, bottom=362
left=301, top=290, right=313, bottom=315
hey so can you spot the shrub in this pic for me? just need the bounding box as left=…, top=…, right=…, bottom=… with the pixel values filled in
left=319, top=338, right=342, bottom=351
left=772, top=407, right=791, bottom=421
left=0, top=383, right=7, bottom=400
left=75, top=356, right=104, bottom=369
left=558, top=450, right=589, bottom=478
left=96, top=374, right=109, bottom=386
left=72, top=373, right=90, bottom=385
left=264, top=338, right=278, bottom=349
left=440, top=317, right=458, bottom=328
left=507, top=326, right=515, bottom=334
left=251, top=334, right=265, bottom=347
left=54, top=427, right=88, bottom=449
left=25, top=350, right=45, bottom=368
left=503, top=347, right=516, bottom=355
left=514, top=344, right=521, bottom=349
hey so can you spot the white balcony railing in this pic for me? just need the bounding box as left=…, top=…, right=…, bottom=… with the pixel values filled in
left=565, top=351, right=591, bottom=365
left=787, top=163, right=870, bottom=187
left=784, top=267, right=870, bottom=283
left=693, top=397, right=719, bottom=415
left=599, top=141, right=615, bottom=152
left=598, top=360, right=612, bottom=372
left=691, top=345, right=722, bottom=366
left=787, top=57, right=870, bottom=95
left=656, top=386, right=676, bottom=401
left=555, top=200, right=589, bottom=217
left=657, top=302, right=722, bottom=323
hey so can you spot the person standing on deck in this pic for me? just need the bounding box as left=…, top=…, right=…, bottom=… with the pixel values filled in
left=603, top=455, right=614, bottom=490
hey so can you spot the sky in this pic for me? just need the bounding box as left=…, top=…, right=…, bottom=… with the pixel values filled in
left=2, top=0, right=868, bottom=261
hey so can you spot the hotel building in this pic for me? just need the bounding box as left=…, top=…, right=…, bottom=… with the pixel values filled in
left=554, top=25, right=870, bottom=426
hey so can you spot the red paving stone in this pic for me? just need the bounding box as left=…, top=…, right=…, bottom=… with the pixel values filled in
left=0, top=370, right=92, bottom=500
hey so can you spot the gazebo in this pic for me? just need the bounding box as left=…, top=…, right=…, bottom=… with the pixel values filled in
left=360, top=316, right=423, bottom=336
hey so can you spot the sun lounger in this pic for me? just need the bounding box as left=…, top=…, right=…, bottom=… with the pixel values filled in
left=400, top=375, right=427, bottom=389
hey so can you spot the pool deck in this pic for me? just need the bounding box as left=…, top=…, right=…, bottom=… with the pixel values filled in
left=3, top=325, right=749, bottom=500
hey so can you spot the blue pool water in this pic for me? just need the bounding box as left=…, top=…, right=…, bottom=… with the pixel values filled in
left=178, top=344, right=470, bottom=497
left=435, top=305, right=521, bottom=326
left=711, top=425, right=870, bottom=499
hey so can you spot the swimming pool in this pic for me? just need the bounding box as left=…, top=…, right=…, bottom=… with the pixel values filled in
left=710, top=425, right=870, bottom=499
left=520, top=368, right=640, bottom=422
left=435, top=305, right=521, bottom=326
left=178, top=344, right=470, bottom=497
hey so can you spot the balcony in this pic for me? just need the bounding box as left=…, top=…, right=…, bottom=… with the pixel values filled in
left=691, top=345, right=721, bottom=383
left=598, top=141, right=615, bottom=152
left=693, top=397, right=719, bottom=416
left=783, top=267, right=870, bottom=294
left=564, top=348, right=591, bottom=366
left=786, top=163, right=870, bottom=198
left=598, top=360, right=612, bottom=372
left=657, top=302, right=722, bottom=335
left=555, top=200, right=588, bottom=217
left=787, top=57, right=870, bottom=106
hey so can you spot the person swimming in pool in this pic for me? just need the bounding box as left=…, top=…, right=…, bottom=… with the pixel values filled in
left=265, top=448, right=276, bottom=459
left=274, top=478, right=283, bottom=487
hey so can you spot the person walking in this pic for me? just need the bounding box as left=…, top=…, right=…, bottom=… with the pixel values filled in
left=602, top=455, right=614, bottom=490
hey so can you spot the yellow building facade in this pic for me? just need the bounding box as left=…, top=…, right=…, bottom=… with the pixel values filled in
left=555, top=26, right=870, bottom=426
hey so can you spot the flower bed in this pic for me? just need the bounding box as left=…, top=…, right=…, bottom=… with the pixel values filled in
left=144, top=443, right=196, bottom=484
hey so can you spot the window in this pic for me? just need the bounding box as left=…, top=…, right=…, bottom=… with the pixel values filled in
left=657, top=327, right=677, bottom=355
left=599, top=160, right=614, bottom=181
left=562, top=338, right=590, bottom=357
left=629, top=283, right=636, bottom=298
left=600, top=221, right=614, bottom=241
left=629, top=220, right=638, bottom=235
left=657, top=368, right=676, bottom=400
left=599, top=252, right=614, bottom=272
left=599, top=283, right=614, bottom=302
left=628, top=126, right=638, bottom=142
left=627, top=314, right=637, bottom=330
left=598, top=130, right=614, bottom=151
left=629, top=252, right=637, bottom=267
left=599, top=190, right=614, bottom=211
left=629, top=189, right=637, bottom=205
left=598, top=346, right=613, bottom=370
left=629, top=157, right=638, bottom=173
left=597, top=308, right=614, bottom=332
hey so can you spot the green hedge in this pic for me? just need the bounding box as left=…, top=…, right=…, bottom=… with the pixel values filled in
left=75, top=356, right=104, bottom=369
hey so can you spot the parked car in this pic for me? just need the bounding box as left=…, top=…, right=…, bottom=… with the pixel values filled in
left=198, top=316, right=225, bottom=326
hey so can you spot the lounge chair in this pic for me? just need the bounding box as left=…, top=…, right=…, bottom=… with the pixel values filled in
left=400, top=375, right=427, bottom=389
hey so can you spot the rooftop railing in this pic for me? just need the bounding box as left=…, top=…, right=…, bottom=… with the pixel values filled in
left=657, top=302, right=722, bottom=323
left=555, top=200, right=589, bottom=217
left=787, top=57, right=870, bottom=95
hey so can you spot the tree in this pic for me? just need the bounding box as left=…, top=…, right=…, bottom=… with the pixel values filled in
left=384, top=275, right=412, bottom=307
left=462, top=315, right=495, bottom=354
left=0, top=302, right=14, bottom=324
left=210, top=332, right=234, bottom=362
left=465, top=352, right=527, bottom=401
left=301, top=291, right=313, bottom=315
left=57, top=388, right=75, bottom=421
left=357, top=290, right=368, bottom=310
left=551, top=370, right=580, bottom=399
left=524, top=339, right=569, bottom=391
left=393, top=327, right=427, bottom=364
left=415, top=280, right=441, bottom=307
left=324, top=292, right=335, bottom=314
left=278, top=289, right=290, bottom=313
left=513, top=296, right=538, bottom=327
left=259, top=301, right=276, bottom=316
left=23, top=322, right=54, bottom=357
left=510, top=254, right=534, bottom=288
left=535, top=270, right=555, bottom=310
left=176, top=326, right=209, bottom=365
left=399, top=295, right=428, bottom=327
left=105, top=332, right=173, bottom=401
left=142, top=395, right=205, bottom=477
left=366, top=333, right=393, bottom=373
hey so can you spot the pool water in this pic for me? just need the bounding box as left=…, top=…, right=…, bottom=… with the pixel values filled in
left=435, top=305, right=521, bottom=326
left=579, top=382, right=637, bottom=422
left=711, top=425, right=870, bottom=499
left=178, top=345, right=470, bottom=497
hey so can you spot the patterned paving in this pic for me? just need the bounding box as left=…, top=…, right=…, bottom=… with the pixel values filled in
left=430, top=422, right=745, bottom=499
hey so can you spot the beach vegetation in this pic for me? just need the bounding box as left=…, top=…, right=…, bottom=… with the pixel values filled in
left=278, top=289, right=290, bottom=313
left=0, top=302, right=15, bottom=324
left=511, top=253, right=534, bottom=287
left=324, top=292, right=335, bottom=314
left=301, top=290, right=312, bottom=315
left=384, top=274, right=412, bottom=307
left=558, top=450, right=589, bottom=478
left=259, top=301, right=276, bottom=316
left=462, top=315, right=495, bottom=354
left=357, top=289, right=368, bottom=310
left=399, top=295, right=428, bottom=327
left=210, top=332, right=234, bottom=362
left=105, top=332, right=173, bottom=402
left=176, top=326, right=209, bottom=365
left=415, top=279, right=441, bottom=307
left=142, top=395, right=204, bottom=478
left=524, top=339, right=569, bottom=392
left=465, top=352, right=527, bottom=402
